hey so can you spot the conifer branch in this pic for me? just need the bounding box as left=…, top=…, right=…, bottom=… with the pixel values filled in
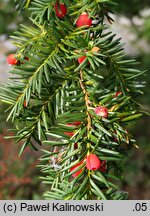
left=79, top=70, right=91, bottom=133
left=1, top=0, right=145, bottom=200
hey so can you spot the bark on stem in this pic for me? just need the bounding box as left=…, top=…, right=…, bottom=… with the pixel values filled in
left=79, top=70, right=91, bottom=133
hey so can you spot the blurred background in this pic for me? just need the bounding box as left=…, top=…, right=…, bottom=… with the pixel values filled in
left=0, top=0, right=149, bottom=199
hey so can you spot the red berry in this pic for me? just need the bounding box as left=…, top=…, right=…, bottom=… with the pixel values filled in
left=73, top=121, right=82, bottom=126
left=78, top=56, right=86, bottom=64
left=74, top=143, right=78, bottom=149
left=76, top=12, right=92, bottom=27
left=64, top=131, right=75, bottom=137
left=23, top=100, right=27, bottom=108
left=114, top=91, right=122, bottom=97
left=67, top=121, right=81, bottom=126
left=64, top=122, right=77, bottom=137
left=94, top=106, right=108, bottom=118
left=21, top=57, right=29, bottom=64
left=7, top=54, right=19, bottom=65
left=70, top=161, right=83, bottom=177
left=99, top=160, right=107, bottom=172
left=66, top=123, right=74, bottom=127
left=24, top=57, right=29, bottom=61
left=54, top=3, right=67, bottom=19
left=113, top=131, right=118, bottom=142
left=64, top=122, right=81, bottom=137
left=86, top=154, right=101, bottom=171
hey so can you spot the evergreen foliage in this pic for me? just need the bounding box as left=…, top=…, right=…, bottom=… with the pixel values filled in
left=0, top=0, right=30, bottom=35
left=1, top=0, right=146, bottom=200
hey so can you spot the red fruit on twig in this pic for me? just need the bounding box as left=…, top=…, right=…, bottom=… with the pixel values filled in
left=114, top=91, right=122, bottom=97
left=54, top=3, right=67, bottom=19
left=67, top=121, right=81, bottom=127
left=24, top=57, right=29, bottom=61
left=23, top=100, right=27, bottom=108
left=113, top=130, right=118, bottom=142
left=72, top=121, right=82, bottom=126
left=21, top=57, right=29, bottom=64
left=7, top=54, right=19, bottom=65
left=78, top=56, right=86, bottom=64
left=64, top=131, right=75, bottom=137
left=94, top=106, right=108, bottom=118
left=70, top=161, right=83, bottom=177
left=74, top=143, right=78, bottom=149
left=76, top=12, right=92, bottom=27
left=86, top=154, right=101, bottom=171
left=64, top=121, right=81, bottom=137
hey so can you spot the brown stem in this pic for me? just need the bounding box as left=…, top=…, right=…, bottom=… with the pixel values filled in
left=79, top=70, right=91, bottom=133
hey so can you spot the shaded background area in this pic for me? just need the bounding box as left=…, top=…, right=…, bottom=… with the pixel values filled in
left=0, top=0, right=150, bottom=199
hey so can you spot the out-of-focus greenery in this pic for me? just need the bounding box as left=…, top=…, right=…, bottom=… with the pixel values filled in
left=117, top=6, right=150, bottom=196
left=121, top=56, right=150, bottom=199
left=115, top=0, right=150, bottom=17
left=0, top=101, right=45, bottom=199
left=143, top=17, right=150, bottom=42
left=0, top=0, right=29, bottom=35
left=117, top=0, right=150, bottom=195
